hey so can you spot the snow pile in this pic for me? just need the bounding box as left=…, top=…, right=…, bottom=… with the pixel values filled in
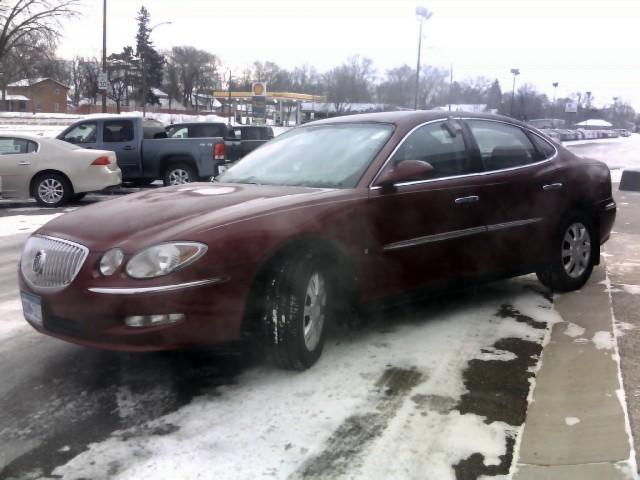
left=592, top=331, right=615, bottom=350
left=0, top=213, right=63, bottom=238
left=563, top=322, right=586, bottom=338
left=52, top=282, right=558, bottom=480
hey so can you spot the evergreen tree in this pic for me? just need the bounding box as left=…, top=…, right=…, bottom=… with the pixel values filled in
left=487, top=79, right=502, bottom=110
left=133, top=6, right=164, bottom=106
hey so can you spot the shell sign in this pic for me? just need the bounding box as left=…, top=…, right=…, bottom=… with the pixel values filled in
left=252, top=82, right=267, bottom=96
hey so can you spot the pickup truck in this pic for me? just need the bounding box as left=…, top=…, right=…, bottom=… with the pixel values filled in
left=165, top=122, right=273, bottom=163
left=57, top=116, right=226, bottom=186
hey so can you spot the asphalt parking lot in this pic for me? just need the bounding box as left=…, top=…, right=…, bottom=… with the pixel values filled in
left=0, top=138, right=639, bottom=479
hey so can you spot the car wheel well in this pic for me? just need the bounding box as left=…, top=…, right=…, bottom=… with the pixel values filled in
left=30, top=170, right=74, bottom=196
left=161, top=155, right=197, bottom=173
left=241, top=235, right=360, bottom=338
left=567, top=202, right=600, bottom=241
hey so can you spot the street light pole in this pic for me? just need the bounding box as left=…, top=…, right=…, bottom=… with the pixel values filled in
left=510, top=68, right=520, bottom=117
left=552, top=82, right=558, bottom=124
left=414, top=6, right=432, bottom=111
left=102, top=0, right=107, bottom=113
left=142, top=21, right=172, bottom=117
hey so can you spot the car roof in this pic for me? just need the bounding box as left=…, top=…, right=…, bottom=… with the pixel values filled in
left=305, top=110, right=532, bottom=130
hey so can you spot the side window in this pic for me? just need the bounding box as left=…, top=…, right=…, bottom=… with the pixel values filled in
left=466, top=120, right=539, bottom=171
left=103, top=120, right=135, bottom=143
left=166, top=126, right=189, bottom=138
left=529, top=133, right=556, bottom=159
left=196, top=124, right=226, bottom=138
left=244, top=128, right=262, bottom=140
left=391, top=121, right=470, bottom=179
left=62, top=122, right=97, bottom=144
left=27, top=141, right=38, bottom=153
left=0, top=138, right=29, bottom=154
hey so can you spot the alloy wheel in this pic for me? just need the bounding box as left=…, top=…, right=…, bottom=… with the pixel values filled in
left=38, top=178, right=64, bottom=204
left=561, top=222, right=591, bottom=279
left=168, top=169, right=191, bottom=185
left=302, top=272, right=327, bottom=351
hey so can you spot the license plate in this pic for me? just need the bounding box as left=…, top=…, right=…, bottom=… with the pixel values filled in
left=218, top=165, right=228, bottom=175
left=21, top=292, right=43, bottom=328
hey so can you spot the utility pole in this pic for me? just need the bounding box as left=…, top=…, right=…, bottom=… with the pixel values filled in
left=228, top=70, right=232, bottom=123
left=414, top=6, right=432, bottom=111
left=510, top=68, right=520, bottom=117
left=552, top=82, right=558, bottom=125
left=448, top=63, right=453, bottom=112
left=102, top=0, right=107, bottom=113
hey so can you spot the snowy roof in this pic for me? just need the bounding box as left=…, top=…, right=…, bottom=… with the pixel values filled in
left=8, top=77, right=69, bottom=89
left=152, top=88, right=168, bottom=98
left=575, top=119, right=612, bottom=127
left=1, top=93, right=30, bottom=101
left=434, top=104, right=488, bottom=112
left=300, top=102, right=392, bottom=113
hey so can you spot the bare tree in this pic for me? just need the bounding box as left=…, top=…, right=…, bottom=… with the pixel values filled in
left=0, top=0, right=79, bottom=103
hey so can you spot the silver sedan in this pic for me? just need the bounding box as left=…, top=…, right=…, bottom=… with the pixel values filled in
left=0, top=135, right=122, bottom=207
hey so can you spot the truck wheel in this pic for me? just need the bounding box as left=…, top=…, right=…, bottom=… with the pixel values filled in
left=260, top=251, right=332, bottom=370
left=536, top=211, right=596, bottom=292
left=33, top=173, right=72, bottom=207
left=163, top=163, right=195, bottom=186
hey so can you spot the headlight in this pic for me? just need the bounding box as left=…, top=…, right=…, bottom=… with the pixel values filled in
left=125, top=242, right=207, bottom=279
left=99, top=248, right=124, bottom=276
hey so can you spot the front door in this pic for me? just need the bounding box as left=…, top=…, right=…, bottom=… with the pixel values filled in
left=101, top=119, right=139, bottom=178
left=364, top=120, right=492, bottom=300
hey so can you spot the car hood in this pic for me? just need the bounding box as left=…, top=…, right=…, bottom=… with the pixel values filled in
left=37, top=182, right=344, bottom=252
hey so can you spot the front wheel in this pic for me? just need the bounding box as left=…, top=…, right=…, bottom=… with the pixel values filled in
left=260, top=253, right=331, bottom=370
left=163, top=163, right=195, bottom=186
left=33, top=173, right=72, bottom=207
left=536, top=212, right=596, bottom=292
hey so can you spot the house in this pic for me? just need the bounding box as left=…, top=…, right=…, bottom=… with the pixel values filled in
left=0, top=93, right=30, bottom=112
left=5, top=78, right=69, bottom=113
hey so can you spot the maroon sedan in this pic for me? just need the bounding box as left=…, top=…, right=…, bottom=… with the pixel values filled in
left=19, top=112, right=616, bottom=370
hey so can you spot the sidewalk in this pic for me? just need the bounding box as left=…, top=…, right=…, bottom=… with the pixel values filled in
left=514, top=187, right=640, bottom=479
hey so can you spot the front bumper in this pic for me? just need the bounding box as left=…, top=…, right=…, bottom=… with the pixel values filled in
left=19, top=269, right=252, bottom=352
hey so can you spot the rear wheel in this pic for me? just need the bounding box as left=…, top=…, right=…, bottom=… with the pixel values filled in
left=260, top=252, right=331, bottom=370
left=163, top=163, right=195, bottom=186
left=33, top=173, right=72, bottom=207
left=536, top=212, right=596, bottom=292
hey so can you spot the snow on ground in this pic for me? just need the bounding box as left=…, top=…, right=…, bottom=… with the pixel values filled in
left=49, top=282, right=560, bottom=480
left=564, top=135, right=640, bottom=183
left=0, top=212, right=64, bottom=238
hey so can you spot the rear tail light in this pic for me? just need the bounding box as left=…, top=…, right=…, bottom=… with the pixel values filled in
left=91, top=156, right=111, bottom=166
left=213, top=142, right=225, bottom=161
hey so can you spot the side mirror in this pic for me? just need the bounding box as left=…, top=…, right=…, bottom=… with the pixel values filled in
left=375, top=160, right=434, bottom=189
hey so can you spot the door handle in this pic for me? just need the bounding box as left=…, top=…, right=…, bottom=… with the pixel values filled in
left=454, top=195, right=479, bottom=204
left=542, top=182, right=563, bottom=191
left=122, top=146, right=135, bottom=151
left=18, top=161, right=31, bottom=165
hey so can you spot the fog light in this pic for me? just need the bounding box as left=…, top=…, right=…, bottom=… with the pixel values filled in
left=125, top=313, right=185, bottom=328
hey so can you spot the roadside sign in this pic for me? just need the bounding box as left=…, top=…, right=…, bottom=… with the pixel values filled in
left=565, top=101, right=578, bottom=113
left=98, top=73, right=108, bottom=91
left=252, top=82, right=267, bottom=124
left=252, top=82, right=267, bottom=96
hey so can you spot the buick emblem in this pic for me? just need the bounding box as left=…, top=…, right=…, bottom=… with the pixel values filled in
left=32, top=250, right=47, bottom=275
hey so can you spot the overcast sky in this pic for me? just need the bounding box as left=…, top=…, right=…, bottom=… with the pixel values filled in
left=57, top=0, right=640, bottom=109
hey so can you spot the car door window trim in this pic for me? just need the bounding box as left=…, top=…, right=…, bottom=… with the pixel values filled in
left=383, top=217, right=543, bottom=251
left=370, top=118, right=558, bottom=191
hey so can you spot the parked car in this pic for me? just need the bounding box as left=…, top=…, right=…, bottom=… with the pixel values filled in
left=57, top=116, right=226, bottom=186
left=165, top=122, right=274, bottom=166
left=0, top=135, right=121, bottom=207
left=616, top=129, right=632, bottom=137
left=19, top=111, right=616, bottom=369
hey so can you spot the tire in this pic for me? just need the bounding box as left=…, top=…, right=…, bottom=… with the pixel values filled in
left=33, top=173, right=72, bottom=207
left=163, top=163, right=195, bottom=186
left=536, top=212, right=596, bottom=292
left=260, top=251, right=332, bottom=370
left=72, top=193, right=87, bottom=202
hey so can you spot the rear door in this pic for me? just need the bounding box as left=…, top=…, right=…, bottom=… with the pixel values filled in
left=102, top=119, right=139, bottom=177
left=0, top=137, right=38, bottom=198
left=462, top=119, right=565, bottom=271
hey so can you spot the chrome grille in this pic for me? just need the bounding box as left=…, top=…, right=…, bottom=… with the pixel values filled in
left=21, top=235, right=89, bottom=290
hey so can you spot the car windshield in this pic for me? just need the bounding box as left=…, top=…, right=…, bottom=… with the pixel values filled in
left=218, top=123, right=393, bottom=188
